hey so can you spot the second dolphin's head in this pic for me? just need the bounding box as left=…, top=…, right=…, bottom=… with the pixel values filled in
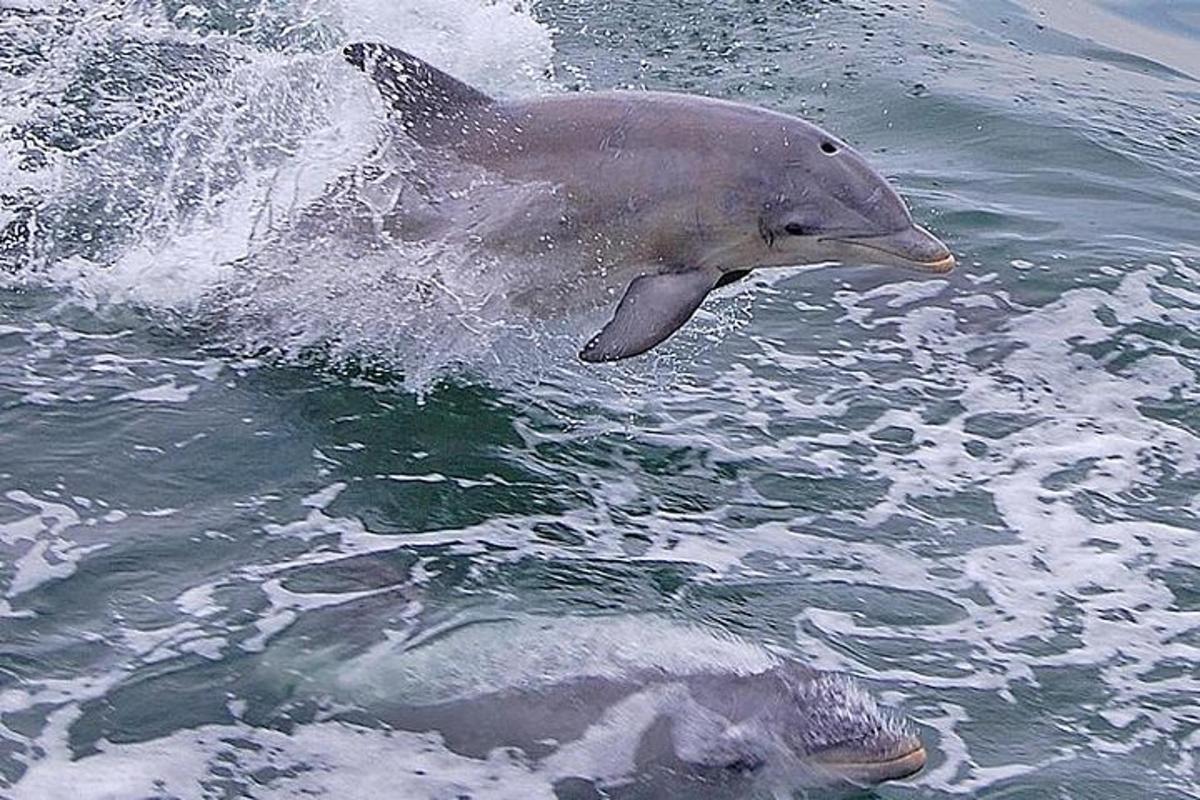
left=778, top=666, right=927, bottom=787
left=680, top=662, right=927, bottom=790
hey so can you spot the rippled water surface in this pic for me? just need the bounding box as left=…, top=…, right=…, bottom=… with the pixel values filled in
left=1, top=0, right=1198, bottom=797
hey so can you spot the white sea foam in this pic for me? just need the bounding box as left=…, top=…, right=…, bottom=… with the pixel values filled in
left=0, top=491, right=92, bottom=598
left=12, top=710, right=561, bottom=800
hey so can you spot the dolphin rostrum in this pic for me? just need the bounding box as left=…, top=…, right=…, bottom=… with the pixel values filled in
left=344, top=43, right=955, bottom=363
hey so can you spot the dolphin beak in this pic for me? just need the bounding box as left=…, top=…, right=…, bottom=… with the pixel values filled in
left=828, top=225, right=956, bottom=273
left=811, top=735, right=928, bottom=785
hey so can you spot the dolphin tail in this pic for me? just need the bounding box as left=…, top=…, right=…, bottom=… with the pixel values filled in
left=343, top=42, right=496, bottom=144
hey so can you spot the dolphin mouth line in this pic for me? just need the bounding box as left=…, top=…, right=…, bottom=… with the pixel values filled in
left=902, top=253, right=956, bottom=273
left=823, top=229, right=956, bottom=274
left=815, top=743, right=928, bottom=783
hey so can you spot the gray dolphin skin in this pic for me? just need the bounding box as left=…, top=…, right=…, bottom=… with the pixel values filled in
left=344, top=42, right=954, bottom=362
left=367, top=662, right=927, bottom=796
left=273, top=615, right=926, bottom=797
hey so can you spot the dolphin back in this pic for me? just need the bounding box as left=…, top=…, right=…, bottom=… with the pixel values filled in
left=343, top=42, right=496, bottom=144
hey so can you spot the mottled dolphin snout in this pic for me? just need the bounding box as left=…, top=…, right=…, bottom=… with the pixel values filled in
left=810, top=733, right=928, bottom=785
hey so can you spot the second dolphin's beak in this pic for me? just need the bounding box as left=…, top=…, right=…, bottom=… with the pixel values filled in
left=811, top=734, right=928, bottom=786
left=826, top=225, right=956, bottom=273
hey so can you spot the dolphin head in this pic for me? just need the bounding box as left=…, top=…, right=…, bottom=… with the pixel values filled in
left=752, top=124, right=955, bottom=274
left=767, top=665, right=927, bottom=787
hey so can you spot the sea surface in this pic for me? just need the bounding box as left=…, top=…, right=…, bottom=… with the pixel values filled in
left=1, top=0, right=1198, bottom=797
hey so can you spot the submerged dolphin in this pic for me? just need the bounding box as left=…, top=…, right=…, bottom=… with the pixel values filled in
left=344, top=43, right=954, bottom=362
left=268, top=615, right=926, bottom=796
left=365, top=662, right=926, bottom=796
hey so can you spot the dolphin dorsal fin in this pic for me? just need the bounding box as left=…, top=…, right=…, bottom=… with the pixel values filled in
left=343, top=42, right=495, bottom=144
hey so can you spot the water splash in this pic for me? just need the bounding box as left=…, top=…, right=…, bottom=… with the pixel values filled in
left=1, top=0, right=560, bottom=390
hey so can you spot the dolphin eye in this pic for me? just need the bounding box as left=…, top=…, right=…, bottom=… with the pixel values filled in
left=784, top=223, right=813, bottom=236
left=820, top=141, right=838, bottom=154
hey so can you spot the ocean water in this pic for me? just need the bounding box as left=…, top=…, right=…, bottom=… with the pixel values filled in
left=1, top=0, right=1198, bottom=797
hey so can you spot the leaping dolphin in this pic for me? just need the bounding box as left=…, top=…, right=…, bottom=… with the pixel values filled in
left=343, top=43, right=955, bottom=363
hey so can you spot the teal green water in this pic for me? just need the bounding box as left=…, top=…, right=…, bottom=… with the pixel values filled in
left=1, top=0, right=1198, bottom=797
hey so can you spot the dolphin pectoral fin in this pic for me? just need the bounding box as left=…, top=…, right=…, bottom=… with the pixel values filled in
left=343, top=42, right=495, bottom=144
left=579, top=268, right=719, bottom=363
